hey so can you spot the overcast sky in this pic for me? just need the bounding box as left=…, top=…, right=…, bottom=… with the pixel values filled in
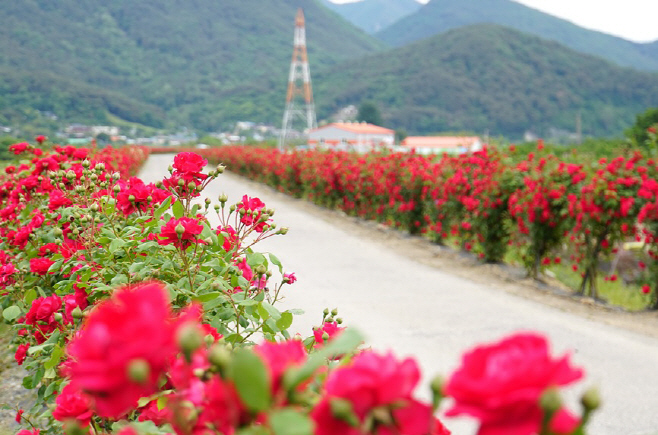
left=329, top=0, right=658, bottom=43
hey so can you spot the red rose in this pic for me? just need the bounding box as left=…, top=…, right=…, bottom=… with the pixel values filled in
left=445, top=333, right=583, bottom=435
left=237, top=195, right=267, bottom=231
left=30, top=257, right=55, bottom=275
left=159, top=217, right=205, bottom=249
left=9, top=142, right=29, bottom=155
left=65, top=282, right=179, bottom=418
left=173, top=152, right=208, bottom=174
left=254, top=340, right=306, bottom=397
left=311, top=351, right=450, bottom=435
left=52, top=384, right=94, bottom=427
left=35, top=135, right=47, bottom=144
left=313, top=321, right=344, bottom=348
left=14, top=344, right=29, bottom=365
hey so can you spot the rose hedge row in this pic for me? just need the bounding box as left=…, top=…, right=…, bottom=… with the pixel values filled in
left=185, top=141, right=658, bottom=309
left=0, top=140, right=599, bottom=435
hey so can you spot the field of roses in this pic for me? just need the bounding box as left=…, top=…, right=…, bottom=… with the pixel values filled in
left=0, top=137, right=604, bottom=435
left=180, top=137, right=658, bottom=311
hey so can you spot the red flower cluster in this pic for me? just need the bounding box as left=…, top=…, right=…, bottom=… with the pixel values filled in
left=65, top=282, right=179, bottom=418
left=445, top=333, right=583, bottom=435
left=159, top=217, right=205, bottom=250
left=163, top=152, right=209, bottom=199
left=312, top=351, right=450, bottom=435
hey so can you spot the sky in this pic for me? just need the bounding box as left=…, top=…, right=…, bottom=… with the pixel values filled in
left=329, top=0, right=658, bottom=43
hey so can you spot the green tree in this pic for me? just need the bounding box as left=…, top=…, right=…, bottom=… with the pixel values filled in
left=625, top=107, right=658, bottom=148
left=357, top=101, right=383, bottom=126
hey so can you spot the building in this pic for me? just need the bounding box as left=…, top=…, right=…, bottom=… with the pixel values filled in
left=308, top=121, right=395, bottom=153
left=398, top=136, right=483, bottom=155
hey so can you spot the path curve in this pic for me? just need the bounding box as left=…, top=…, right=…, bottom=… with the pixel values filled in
left=142, top=154, right=658, bottom=435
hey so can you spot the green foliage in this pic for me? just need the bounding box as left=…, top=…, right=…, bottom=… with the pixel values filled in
left=356, top=101, right=383, bottom=126
left=625, top=107, right=658, bottom=148
left=375, top=0, right=658, bottom=72
left=0, top=0, right=383, bottom=130
left=315, top=24, right=658, bottom=139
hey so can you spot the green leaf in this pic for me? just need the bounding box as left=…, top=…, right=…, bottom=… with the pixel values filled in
left=247, top=252, right=267, bottom=268
left=260, top=302, right=281, bottom=320
left=44, top=345, right=64, bottom=370
left=269, top=253, right=283, bottom=273
left=229, top=349, right=271, bottom=412
left=195, top=292, right=225, bottom=303
left=24, top=288, right=37, bottom=305
left=48, top=258, right=64, bottom=273
left=172, top=200, right=185, bottom=219
left=2, top=305, right=21, bottom=321
left=276, top=312, right=294, bottom=330
left=111, top=274, right=128, bottom=285
left=236, top=427, right=270, bottom=435
left=269, top=409, right=314, bottom=435
left=109, top=238, right=127, bottom=253
left=153, top=197, right=172, bottom=220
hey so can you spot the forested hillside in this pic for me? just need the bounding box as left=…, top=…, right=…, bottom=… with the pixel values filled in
left=313, top=24, right=658, bottom=138
left=375, top=0, right=658, bottom=72
left=0, top=0, right=383, bottom=129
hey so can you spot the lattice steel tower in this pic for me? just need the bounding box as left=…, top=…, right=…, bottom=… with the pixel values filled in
left=279, top=8, right=317, bottom=150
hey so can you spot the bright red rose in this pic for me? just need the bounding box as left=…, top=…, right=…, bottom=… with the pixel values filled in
left=14, top=343, right=29, bottom=365
left=49, top=190, right=73, bottom=211
left=9, top=142, right=29, bottom=155
left=311, top=351, right=450, bottom=435
left=549, top=408, right=581, bottom=434
left=445, top=333, right=583, bottom=435
left=52, top=384, right=94, bottom=427
left=65, top=282, right=179, bottom=418
left=173, top=152, right=208, bottom=175
left=254, top=340, right=306, bottom=397
left=35, top=135, right=47, bottom=144
left=16, top=429, right=39, bottom=435
left=30, top=257, right=55, bottom=275
left=237, top=195, right=267, bottom=232
left=216, top=225, right=239, bottom=252
left=159, top=217, right=205, bottom=249
left=24, top=295, right=62, bottom=340
left=313, top=321, right=345, bottom=348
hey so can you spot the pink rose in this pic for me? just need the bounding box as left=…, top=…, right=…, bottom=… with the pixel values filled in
left=445, top=333, right=583, bottom=435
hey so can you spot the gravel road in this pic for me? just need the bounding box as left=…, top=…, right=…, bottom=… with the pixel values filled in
left=145, top=154, right=658, bottom=434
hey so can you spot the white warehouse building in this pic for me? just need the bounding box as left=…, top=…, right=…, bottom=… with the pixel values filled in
left=308, top=121, right=395, bottom=153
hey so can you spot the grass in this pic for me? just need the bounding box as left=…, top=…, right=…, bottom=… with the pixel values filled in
left=549, top=264, right=652, bottom=311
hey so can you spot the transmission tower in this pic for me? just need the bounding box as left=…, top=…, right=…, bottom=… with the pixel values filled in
left=279, top=8, right=317, bottom=150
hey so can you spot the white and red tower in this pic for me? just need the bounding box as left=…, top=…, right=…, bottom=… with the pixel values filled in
left=279, top=8, right=317, bottom=150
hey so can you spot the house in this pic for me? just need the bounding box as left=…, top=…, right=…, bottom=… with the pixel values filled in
left=398, top=136, right=483, bottom=155
left=308, top=121, right=395, bottom=153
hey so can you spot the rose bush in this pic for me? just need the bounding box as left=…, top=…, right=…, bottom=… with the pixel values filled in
left=184, top=141, right=658, bottom=309
left=0, top=139, right=600, bottom=435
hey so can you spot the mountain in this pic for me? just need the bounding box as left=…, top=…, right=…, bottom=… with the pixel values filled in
left=321, top=0, right=421, bottom=34
left=0, top=0, right=383, bottom=130
left=312, top=24, right=658, bottom=139
left=375, top=0, right=658, bottom=72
